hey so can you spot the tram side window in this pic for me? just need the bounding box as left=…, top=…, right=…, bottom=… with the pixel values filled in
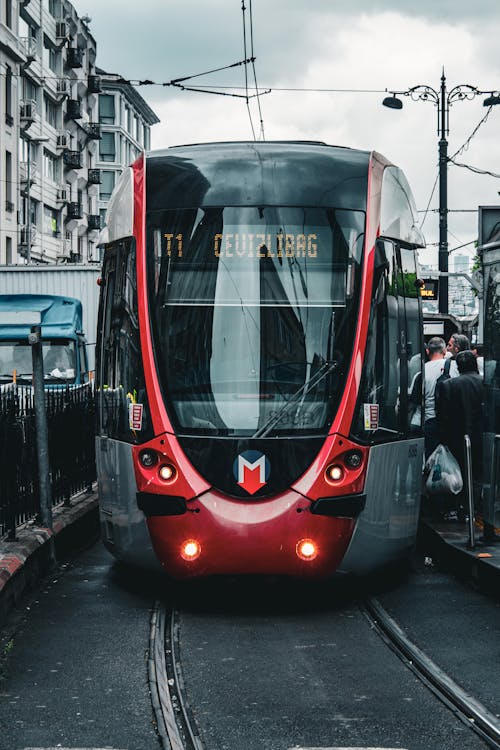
left=399, top=246, right=424, bottom=433
left=98, top=239, right=152, bottom=442
left=351, top=240, right=401, bottom=443
left=484, top=260, right=500, bottom=433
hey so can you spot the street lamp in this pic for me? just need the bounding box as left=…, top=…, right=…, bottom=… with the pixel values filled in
left=383, top=69, right=500, bottom=314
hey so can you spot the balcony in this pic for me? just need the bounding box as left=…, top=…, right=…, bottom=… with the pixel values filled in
left=67, top=202, right=82, bottom=220
left=20, top=99, right=37, bottom=124
left=88, top=168, right=101, bottom=185
left=19, top=37, right=37, bottom=66
left=88, top=75, right=102, bottom=94
left=5, top=200, right=14, bottom=213
left=66, top=47, right=83, bottom=68
left=19, top=224, right=37, bottom=247
left=19, top=161, right=37, bottom=183
left=86, top=122, right=101, bottom=140
left=88, top=214, right=101, bottom=231
left=63, top=149, right=81, bottom=169
left=66, top=99, right=82, bottom=120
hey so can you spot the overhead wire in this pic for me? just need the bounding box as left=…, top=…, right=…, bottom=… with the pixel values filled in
left=241, top=0, right=256, bottom=140
left=248, top=0, right=265, bottom=140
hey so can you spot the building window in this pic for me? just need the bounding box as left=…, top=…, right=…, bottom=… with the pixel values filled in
left=44, top=94, right=60, bottom=129
left=49, top=0, right=62, bottom=17
left=6, top=237, right=12, bottom=264
left=44, top=205, right=59, bottom=237
left=23, top=77, right=39, bottom=104
left=43, top=40, right=60, bottom=75
left=6, top=0, right=12, bottom=28
left=99, top=94, right=115, bottom=125
left=99, top=132, right=116, bottom=162
left=100, top=170, right=115, bottom=200
left=5, top=66, right=13, bottom=125
left=43, top=149, right=60, bottom=183
left=5, top=151, right=12, bottom=205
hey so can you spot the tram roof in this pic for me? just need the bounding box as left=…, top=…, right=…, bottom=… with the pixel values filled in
left=145, top=141, right=372, bottom=211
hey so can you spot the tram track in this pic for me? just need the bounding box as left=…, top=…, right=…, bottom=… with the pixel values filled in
left=362, top=597, right=500, bottom=750
left=149, top=595, right=500, bottom=750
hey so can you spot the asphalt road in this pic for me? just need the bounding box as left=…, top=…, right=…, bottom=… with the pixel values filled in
left=0, top=540, right=497, bottom=750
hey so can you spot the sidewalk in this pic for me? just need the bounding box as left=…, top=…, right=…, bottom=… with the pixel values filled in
left=0, top=487, right=99, bottom=627
left=418, top=515, right=500, bottom=597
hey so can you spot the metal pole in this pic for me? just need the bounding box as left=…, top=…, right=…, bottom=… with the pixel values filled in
left=464, top=434, right=475, bottom=549
left=29, top=326, right=55, bottom=556
left=438, top=71, right=449, bottom=314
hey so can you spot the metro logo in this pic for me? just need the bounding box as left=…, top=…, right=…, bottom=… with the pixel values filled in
left=233, top=450, right=271, bottom=495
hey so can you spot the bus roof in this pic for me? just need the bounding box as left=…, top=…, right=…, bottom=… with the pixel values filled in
left=0, top=294, right=84, bottom=341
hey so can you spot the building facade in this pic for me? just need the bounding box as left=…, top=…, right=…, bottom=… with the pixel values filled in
left=0, top=0, right=159, bottom=266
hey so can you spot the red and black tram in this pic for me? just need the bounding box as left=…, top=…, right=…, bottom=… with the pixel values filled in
left=96, top=141, right=425, bottom=579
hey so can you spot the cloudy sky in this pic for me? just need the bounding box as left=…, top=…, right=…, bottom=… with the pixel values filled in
left=72, top=0, right=500, bottom=266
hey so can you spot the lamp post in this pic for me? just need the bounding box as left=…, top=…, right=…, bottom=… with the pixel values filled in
left=383, top=70, right=500, bottom=314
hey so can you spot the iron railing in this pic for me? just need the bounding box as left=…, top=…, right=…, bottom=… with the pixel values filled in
left=0, top=383, right=96, bottom=539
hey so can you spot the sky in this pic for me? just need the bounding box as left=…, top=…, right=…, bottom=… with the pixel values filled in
left=72, top=0, right=500, bottom=267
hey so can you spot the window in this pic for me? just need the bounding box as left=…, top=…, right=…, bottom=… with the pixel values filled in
left=6, top=0, right=12, bottom=28
left=43, top=149, right=60, bottom=183
left=6, top=237, right=12, bottom=265
left=99, top=94, right=115, bottom=125
left=43, top=205, right=59, bottom=237
left=100, top=170, right=115, bottom=200
left=48, top=0, right=62, bottom=17
left=351, top=240, right=423, bottom=443
left=5, top=66, right=13, bottom=125
left=43, top=40, right=60, bottom=75
left=97, top=240, right=152, bottom=441
left=5, top=151, right=12, bottom=205
left=99, top=132, right=116, bottom=162
left=44, top=95, right=60, bottom=129
left=23, top=77, right=38, bottom=105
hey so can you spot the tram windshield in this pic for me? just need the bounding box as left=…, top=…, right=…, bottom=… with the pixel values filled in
left=147, top=206, right=364, bottom=437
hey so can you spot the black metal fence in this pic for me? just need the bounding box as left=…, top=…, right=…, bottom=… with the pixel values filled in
left=0, top=384, right=96, bottom=540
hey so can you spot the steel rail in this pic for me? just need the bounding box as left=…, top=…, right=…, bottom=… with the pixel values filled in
left=148, top=601, right=204, bottom=750
left=363, top=597, right=500, bottom=750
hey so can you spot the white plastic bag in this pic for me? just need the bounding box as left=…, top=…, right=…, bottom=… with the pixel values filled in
left=424, top=444, right=463, bottom=496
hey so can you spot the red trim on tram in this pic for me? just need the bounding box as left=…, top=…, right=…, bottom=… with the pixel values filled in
left=133, top=153, right=172, bottom=436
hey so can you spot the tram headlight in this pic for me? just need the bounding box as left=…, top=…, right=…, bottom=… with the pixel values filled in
left=139, top=450, right=158, bottom=468
left=344, top=450, right=363, bottom=470
left=181, top=539, right=201, bottom=561
left=158, top=463, right=177, bottom=482
left=325, top=464, right=344, bottom=483
left=296, top=539, right=318, bottom=561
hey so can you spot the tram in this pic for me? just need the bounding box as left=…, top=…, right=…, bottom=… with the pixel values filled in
left=96, top=141, right=425, bottom=579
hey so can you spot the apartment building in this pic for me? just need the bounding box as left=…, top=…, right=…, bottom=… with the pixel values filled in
left=0, top=0, right=159, bottom=265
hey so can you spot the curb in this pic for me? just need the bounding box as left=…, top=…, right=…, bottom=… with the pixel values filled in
left=0, top=488, right=100, bottom=627
left=418, top=520, right=500, bottom=599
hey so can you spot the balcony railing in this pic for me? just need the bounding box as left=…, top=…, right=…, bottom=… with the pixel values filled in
left=66, top=47, right=83, bottom=68
left=88, top=75, right=102, bottom=94
left=63, top=150, right=82, bottom=169
left=67, top=202, right=82, bottom=220
left=88, top=168, right=101, bottom=185
left=88, top=215, right=101, bottom=231
left=66, top=99, right=82, bottom=120
left=86, top=123, right=101, bottom=140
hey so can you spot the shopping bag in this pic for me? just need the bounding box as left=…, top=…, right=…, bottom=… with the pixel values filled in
left=424, top=444, right=463, bottom=496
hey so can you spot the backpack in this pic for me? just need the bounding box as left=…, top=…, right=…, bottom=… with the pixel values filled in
left=435, top=357, right=451, bottom=386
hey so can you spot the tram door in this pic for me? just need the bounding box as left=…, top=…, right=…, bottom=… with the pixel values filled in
left=482, top=245, right=500, bottom=529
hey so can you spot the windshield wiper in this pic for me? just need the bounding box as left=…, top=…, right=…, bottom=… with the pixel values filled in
left=252, top=360, right=339, bottom=439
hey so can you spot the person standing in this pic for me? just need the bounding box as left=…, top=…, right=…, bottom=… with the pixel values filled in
left=422, top=337, right=447, bottom=458
left=445, top=333, right=470, bottom=377
left=435, top=350, right=483, bottom=519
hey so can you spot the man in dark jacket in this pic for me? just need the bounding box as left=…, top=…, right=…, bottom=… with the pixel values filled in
left=435, top=350, right=483, bottom=518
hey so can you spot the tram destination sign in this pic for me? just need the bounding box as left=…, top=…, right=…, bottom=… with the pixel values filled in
left=420, top=278, right=439, bottom=300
